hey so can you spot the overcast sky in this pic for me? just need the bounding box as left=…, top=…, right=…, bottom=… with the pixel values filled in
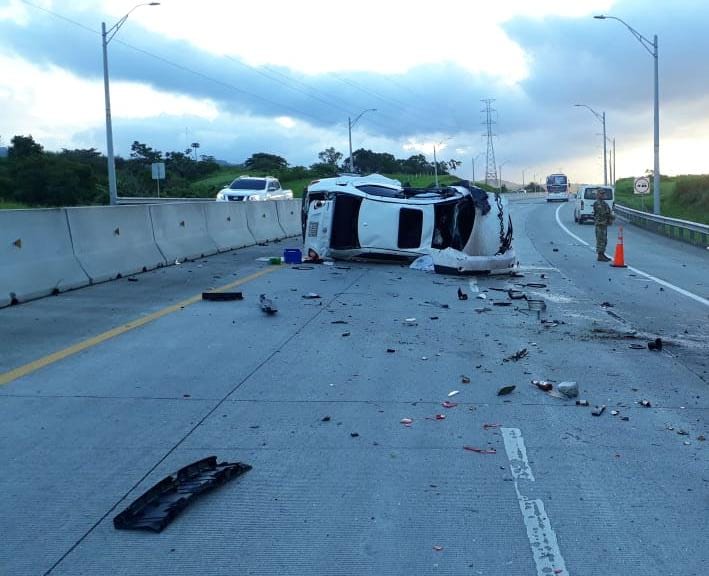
left=1, top=0, right=708, bottom=185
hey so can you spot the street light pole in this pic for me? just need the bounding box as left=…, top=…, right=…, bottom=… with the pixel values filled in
left=574, top=104, right=607, bottom=185
left=595, top=14, right=660, bottom=214
left=348, top=108, right=376, bottom=173
left=102, top=2, right=160, bottom=205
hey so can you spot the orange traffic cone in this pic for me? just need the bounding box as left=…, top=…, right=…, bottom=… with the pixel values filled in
left=610, top=226, right=627, bottom=268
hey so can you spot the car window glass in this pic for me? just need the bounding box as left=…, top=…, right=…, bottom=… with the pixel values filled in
left=355, top=185, right=403, bottom=198
left=230, top=179, right=265, bottom=190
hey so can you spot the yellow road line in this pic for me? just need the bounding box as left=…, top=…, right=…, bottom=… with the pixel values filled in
left=0, top=267, right=280, bottom=387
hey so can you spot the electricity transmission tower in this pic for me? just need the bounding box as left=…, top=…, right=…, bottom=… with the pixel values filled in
left=482, top=99, right=498, bottom=185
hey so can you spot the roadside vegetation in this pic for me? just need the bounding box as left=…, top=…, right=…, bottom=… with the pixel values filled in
left=614, top=176, right=709, bottom=224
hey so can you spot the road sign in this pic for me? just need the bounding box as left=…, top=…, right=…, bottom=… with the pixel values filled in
left=151, top=162, right=166, bottom=180
left=633, top=176, right=650, bottom=195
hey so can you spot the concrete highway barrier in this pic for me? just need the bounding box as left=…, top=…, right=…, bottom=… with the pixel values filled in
left=204, top=202, right=256, bottom=252
left=66, top=205, right=167, bottom=283
left=0, top=209, right=90, bottom=307
left=149, top=203, right=219, bottom=263
left=276, top=199, right=303, bottom=238
left=245, top=201, right=287, bottom=243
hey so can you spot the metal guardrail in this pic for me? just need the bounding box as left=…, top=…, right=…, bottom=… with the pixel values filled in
left=116, top=196, right=212, bottom=204
left=614, top=204, right=708, bottom=248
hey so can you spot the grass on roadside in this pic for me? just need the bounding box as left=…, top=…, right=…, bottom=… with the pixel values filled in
left=0, top=200, right=32, bottom=210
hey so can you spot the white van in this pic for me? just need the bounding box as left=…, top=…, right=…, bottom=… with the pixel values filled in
left=574, top=185, right=614, bottom=224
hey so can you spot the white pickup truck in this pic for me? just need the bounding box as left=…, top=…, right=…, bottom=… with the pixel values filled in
left=216, top=176, right=294, bottom=202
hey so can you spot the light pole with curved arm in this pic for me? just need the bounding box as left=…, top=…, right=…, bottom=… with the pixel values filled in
left=348, top=108, right=376, bottom=173
left=471, top=152, right=484, bottom=186
left=432, top=137, right=453, bottom=189
left=103, top=2, right=160, bottom=205
left=574, top=103, right=607, bottom=185
left=595, top=14, right=659, bottom=214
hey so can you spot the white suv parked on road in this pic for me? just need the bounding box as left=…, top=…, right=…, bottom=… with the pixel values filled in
left=216, top=176, right=294, bottom=202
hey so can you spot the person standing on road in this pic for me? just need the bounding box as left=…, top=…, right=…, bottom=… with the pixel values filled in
left=593, top=189, right=613, bottom=261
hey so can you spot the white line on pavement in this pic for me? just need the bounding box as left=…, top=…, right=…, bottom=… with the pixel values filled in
left=502, top=427, right=568, bottom=576
left=554, top=204, right=709, bottom=308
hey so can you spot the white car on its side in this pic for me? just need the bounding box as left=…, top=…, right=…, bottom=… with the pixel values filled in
left=216, top=176, right=293, bottom=202
left=301, top=174, right=517, bottom=275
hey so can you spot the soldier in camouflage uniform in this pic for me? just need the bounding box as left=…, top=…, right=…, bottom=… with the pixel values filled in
left=593, top=189, right=613, bottom=261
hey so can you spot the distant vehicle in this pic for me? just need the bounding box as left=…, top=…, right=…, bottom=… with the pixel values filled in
left=301, top=174, right=516, bottom=275
left=574, top=185, right=615, bottom=224
left=546, top=173, right=570, bottom=202
left=215, top=176, right=293, bottom=202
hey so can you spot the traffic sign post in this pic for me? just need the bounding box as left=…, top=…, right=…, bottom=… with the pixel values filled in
left=633, top=176, right=650, bottom=195
left=151, top=162, right=166, bottom=198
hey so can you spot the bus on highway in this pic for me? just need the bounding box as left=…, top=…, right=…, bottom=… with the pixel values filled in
left=545, top=173, right=570, bottom=202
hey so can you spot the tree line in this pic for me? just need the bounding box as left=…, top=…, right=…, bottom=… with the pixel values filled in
left=0, top=135, right=460, bottom=207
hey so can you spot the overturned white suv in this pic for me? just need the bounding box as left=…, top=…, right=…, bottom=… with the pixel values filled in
left=301, top=174, right=516, bottom=275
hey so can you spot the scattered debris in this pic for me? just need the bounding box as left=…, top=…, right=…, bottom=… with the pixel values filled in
left=533, top=380, right=553, bottom=392
left=629, top=344, right=645, bottom=349
left=497, top=385, right=516, bottom=396
left=386, top=348, right=396, bottom=353
left=304, top=248, right=323, bottom=263
left=403, top=318, right=418, bottom=327
left=202, top=291, right=243, bottom=301
left=525, top=283, right=547, bottom=289
left=433, top=545, right=444, bottom=552
left=600, top=301, right=614, bottom=308
left=507, top=289, right=526, bottom=299
left=542, top=320, right=559, bottom=328
left=591, top=405, right=606, bottom=416
left=321, top=416, right=331, bottom=422
left=447, top=390, right=460, bottom=397
left=400, top=418, right=413, bottom=426
left=640, top=400, right=652, bottom=408
left=476, top=293, right=487, bottom=300
left=331, top=320, right=348, bottom=324
left=350, top=432, right=359, bottom=437
left=435, top=414, right=446, bottom=420
left=483, top=423, right=501, bottom=430
left=557, top=381, right=579, bottom=398
left=647, top=338, right=663, bottom=351
left=461, top=375, right=471, bottom=384
left=493, top=301, right=512, bottom=307
left=576, top=399, right=589, bottom=407
left=113, top=456, right=252, bottom=532
left=441, top=401, right=458, bottom=409
left=474, top=307, right=492, bottom=313
left=457, top=287, right=468, bottom=301
left=621, top=416, right=629, bottom=421
left=698, top=435, right=706, bottom=442
left=611, top=410, right=619, bottom=416
left=302, top=292, right=321, bottom=299
left=504, top=349, right=528, bottom=362
left=341, top=331, right=351, bottom=337
left=127, top=277, right=139, bottom=282
left=259, top=294, right=277, bottom=315
left=430, top=316, right=440, bottom=320
left=463, top=446, right=497, bottom=454
left=291, top=265, right=315, bottom=270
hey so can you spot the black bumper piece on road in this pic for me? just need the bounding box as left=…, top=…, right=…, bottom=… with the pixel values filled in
left=113, top=456, right=252, bottom=532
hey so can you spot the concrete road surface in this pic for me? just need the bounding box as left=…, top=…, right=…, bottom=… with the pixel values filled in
left=1, top=197, right=707, bottom=576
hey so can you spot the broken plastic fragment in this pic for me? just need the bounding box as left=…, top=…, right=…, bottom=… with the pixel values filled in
left=576, top=399, right=589, bottom=407
left=461, top=375, right=471, bottom=384
left=591, top=405, right=606, bottom=416
left=113, top=457, right=251, bottom=532
left=497, top=385, right=516, bottom=396
left=259, top=294, right=277, bottom=315
left=447, top=390, right=460, bottom=397
left=482, top=423, right=501, bottom=430
left=463, top=446, right=497, bottom=454
left=386, top=348, right=396, bottom=353
left=647, top=338, right=663, bottom=351
left=533, top=380, right=553, bottom=392
left=640, top=400, right=652, bottom=408
left=435, top=414, right=446, bottom=420
left=302, top=293, right=321, bottom=299
left=400, top=418, right=413, bottom=425
left=504, top=349, right=528, bottom=362
left=457, top=287, right=468, bottom=301
left=433, top=545, right=444, bottom=552
left=441, top=401, right=458, bottom=409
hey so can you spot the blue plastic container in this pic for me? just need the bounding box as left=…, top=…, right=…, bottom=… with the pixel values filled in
left=283, top=248, right=302, bottom=264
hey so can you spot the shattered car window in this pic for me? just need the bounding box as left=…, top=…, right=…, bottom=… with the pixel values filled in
left=355, top=185, right=404, bottom=198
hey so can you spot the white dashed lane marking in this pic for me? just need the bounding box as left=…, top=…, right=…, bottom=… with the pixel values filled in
left=502, top=428, right=569, bottom=576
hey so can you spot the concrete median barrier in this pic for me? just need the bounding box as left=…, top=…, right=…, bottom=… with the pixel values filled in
left=245, top=201, right=287, bottom=243
left=276, top=199, right=303, bottom=238
left=0, top=209, right=90, bottom=307
left=204, top=202, right=256, bottom=252
left=149, top=203, right=218, bottom=263
left=66, top=205, right=166, bottom=283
